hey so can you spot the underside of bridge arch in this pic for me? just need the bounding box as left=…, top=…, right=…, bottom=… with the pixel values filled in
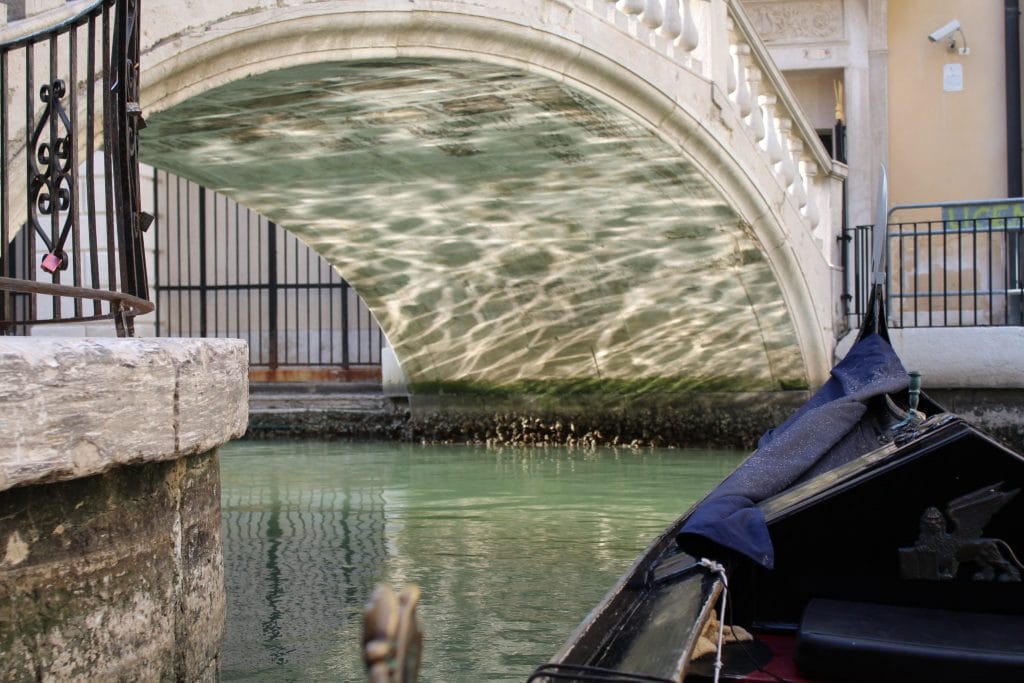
left=140, top=58, right=809, bottom=404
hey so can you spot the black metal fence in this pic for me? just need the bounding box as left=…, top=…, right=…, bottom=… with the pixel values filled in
left=0, top=0, right=151, bottom=336
left=840, top=222, right=873, bottom=330
left=152, top=170, right=383, bottom=370
left=842, top=202, right=1024, bottom=329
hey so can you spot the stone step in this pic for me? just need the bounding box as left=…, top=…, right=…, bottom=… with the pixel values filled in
left=249, top=392, right=393, bottom=415
left=249, top=381, right=382, bottom=396
left=245, top=384, right=409, bottom=440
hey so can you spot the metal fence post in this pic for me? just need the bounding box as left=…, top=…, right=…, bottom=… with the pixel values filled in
left=267, top=220, right=278, bottom=370
left=198, top=185, right=207, bottom=338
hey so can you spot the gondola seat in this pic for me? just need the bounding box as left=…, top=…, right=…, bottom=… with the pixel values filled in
left=794, top=598, right=1024, bottom=682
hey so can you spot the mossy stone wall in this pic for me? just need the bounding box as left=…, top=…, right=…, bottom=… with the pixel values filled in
left=0, top=451, right=224, bottom=681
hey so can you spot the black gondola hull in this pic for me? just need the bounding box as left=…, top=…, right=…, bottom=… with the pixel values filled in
left=534, top=414, right=1024, bottom=683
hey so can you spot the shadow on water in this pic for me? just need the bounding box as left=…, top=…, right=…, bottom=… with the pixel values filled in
left=219, top=441, right=744, bottom=682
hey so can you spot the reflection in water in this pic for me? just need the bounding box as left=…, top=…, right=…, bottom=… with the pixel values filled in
left=219, top=441, right=744, bottom=681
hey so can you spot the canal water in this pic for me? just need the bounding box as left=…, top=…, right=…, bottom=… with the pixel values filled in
left=219, top=441, right=745, bottom=682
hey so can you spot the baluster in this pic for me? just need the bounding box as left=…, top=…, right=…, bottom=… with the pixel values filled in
left=802, top=161, right=822, bottom=228
left=661, top=0, right=682, bottom=40
left=789, top=139, right=807, bottom=208
left=734, top=44, right=752, bottom=117
left=747, top=69, right=765, bottom=142
left=641, top=0, right=664, bottom=29
left=776, top=117, right=798, bottom=188
left=677, top=0, right=699, bottom=51
left=762, top=95, right=783, bottom=163
left=619, top=0, right=645, bottom=15
left=727, top=44, right=738, bottom=95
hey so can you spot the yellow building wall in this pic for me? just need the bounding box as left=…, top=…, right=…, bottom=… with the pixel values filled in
left=888, top=1, right=1009, bottom=204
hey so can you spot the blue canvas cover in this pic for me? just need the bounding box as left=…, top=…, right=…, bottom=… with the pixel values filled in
left=677, top=333, right=909, bottom=568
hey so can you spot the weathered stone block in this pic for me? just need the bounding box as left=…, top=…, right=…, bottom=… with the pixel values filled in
left=0, top=337, right=244, bottom=680
left=0, top=451, right=224, bottom=682
left=176, top=451, right=226, bottom=682
left=0, top=338, right=247, bottom=492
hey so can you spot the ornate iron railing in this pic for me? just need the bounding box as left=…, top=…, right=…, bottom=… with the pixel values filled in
left=0, top=0, right=151, bottom=336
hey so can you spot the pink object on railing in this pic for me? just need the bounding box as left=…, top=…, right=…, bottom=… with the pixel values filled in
left=40, top=252, right=65, bottom=274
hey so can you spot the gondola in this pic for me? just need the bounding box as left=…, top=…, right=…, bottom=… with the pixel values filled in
left=528, top=177, right=1024, bottom=683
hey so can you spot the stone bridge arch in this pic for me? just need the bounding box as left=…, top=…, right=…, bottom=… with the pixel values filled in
left=135, top=0, right=845, bottom=397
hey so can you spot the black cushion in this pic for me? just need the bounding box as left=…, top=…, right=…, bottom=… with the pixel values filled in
left=795, top=599, right=1024, bottom=682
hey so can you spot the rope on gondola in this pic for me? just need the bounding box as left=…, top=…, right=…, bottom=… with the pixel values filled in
left=698, top=558, right=729, bottom=683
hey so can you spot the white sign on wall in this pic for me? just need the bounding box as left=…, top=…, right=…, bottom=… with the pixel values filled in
left=943, top=63, right=964, bottom=92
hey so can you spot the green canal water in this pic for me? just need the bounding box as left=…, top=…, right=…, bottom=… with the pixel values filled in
left=219, top=441, right=745, bottom=682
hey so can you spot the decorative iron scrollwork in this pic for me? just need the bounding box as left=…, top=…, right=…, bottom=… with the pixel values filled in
left=28, top=79, right=74, bottom=274
left=1, top=0, right=155, bottom=335
left=899, top=483, right=1023, bottom=582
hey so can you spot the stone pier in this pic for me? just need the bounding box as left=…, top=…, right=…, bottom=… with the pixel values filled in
left=0, top=338, right=248, bottom=681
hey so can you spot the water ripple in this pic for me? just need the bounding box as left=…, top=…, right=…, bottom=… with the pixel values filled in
left=219, top=440, right=744, bottom=682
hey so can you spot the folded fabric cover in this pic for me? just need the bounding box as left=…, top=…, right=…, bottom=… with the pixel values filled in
left=677, top=333, right=909, bottom=568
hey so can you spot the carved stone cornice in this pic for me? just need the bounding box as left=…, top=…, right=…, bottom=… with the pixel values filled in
left=742, top=0, right=845, bottom=44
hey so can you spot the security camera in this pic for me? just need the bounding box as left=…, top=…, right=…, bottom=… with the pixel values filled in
left=928, top=19, right=960, bottom=43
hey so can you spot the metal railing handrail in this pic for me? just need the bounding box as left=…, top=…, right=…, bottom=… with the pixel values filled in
left=0, top=275, right=151, bottom=322
left=889, top=222, right=1024, bottom=237
left=887, top=197, right=1024, bottom=220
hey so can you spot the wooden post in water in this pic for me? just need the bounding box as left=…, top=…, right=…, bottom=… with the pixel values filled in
left=363, top=584, right=423, bottom=683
